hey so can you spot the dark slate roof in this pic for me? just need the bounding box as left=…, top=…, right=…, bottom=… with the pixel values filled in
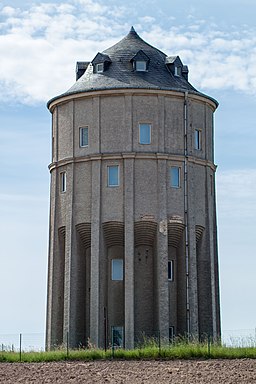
left=131, top=49, right=150, bottom=62
left=48, top=27, right=218, bottom=107
left=91, top=52, right=111, bottom=64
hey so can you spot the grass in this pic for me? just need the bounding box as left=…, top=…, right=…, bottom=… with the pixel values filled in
left=1, top=341, right=256, bottom=363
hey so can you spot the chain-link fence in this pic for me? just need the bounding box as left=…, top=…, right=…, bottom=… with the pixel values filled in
left=0, top=333, right=45, bottom=353
left=222, top=329, right=256, bottom=347
left=0, top=329, right=255, bottom=355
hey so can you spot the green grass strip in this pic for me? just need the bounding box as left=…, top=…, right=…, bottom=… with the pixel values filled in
left=1, top=343, right=256, bottom=363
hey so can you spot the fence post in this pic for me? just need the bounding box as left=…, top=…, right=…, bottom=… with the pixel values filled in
left=207, top=334, right=211, bottom=357
left=158, top=330, right=161, bottom=356
left=19, top=333, right=22, bottom=362
left=104, top=307, right=107, bottom=353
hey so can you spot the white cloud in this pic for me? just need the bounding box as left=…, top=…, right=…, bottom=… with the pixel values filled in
left=217, top=169, right=256, bottom=220
left=75, top=0, right=107, bottom=14
left=139, top=16, right=156, bottom=23
left=0, top=1, right=255, bottom=104
left=1, top=6, right=17, bottom=16
left=144, top=24, right=256, bottom=96
left=0, top=1, right=134, bottom=104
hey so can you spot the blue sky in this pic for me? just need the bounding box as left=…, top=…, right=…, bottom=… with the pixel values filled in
left=0, top=0, right=256, bottom=337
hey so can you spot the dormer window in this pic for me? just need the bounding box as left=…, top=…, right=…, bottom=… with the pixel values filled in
left=136, top=61, right=147, bottom=72
left=131, top=50, right=150, bottom=72
left=92, top=52, right=112, bottom=74
left=96, top=63, right=104, bottom=73
left=174, top=66, right=182, bottom=77
left=165, top=55, right=188, bottom=81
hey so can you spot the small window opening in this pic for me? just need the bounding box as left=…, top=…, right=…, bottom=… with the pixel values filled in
left=111, top=326, right=124, bottom=348
left=96, top=63, right=104, bottom=73
left=112, top=259, right=123, bottom=280
left=170, top=167, right=180, bottom=188
left=79, top=127, right=88, bottom=147
left=139, top=123, right=151, bottom=144
left=168, top=260, right=174, bottom=281
left=108, top=165, right=119, bottom=187
left=60, top=172, right=66, bottom=193
left=174, top=66, right=182, bottom=76
left=136, top=61, right=147, bottom=71
left=195, top=129, right=202, bottom=150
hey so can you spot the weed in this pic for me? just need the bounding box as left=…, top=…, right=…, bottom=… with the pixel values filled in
left=1, top=342, right=256, bottom=363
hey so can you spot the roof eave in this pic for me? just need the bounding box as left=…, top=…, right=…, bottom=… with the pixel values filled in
left=47, top=87, right=218, bottom=111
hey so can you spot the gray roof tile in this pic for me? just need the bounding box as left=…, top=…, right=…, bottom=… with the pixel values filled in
left=48, top=27, right=218, bottom=107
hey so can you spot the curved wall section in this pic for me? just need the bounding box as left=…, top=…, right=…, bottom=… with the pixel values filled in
left=50, top=90, right=216, bottom=163
left=46, top=88, right=220, bottom=350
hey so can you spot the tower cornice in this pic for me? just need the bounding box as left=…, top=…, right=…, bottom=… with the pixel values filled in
left=47, top=88, right=218, bottom=113
left=48, top=153, right=217, bottom=172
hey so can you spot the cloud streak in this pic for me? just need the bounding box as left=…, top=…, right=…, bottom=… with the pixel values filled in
left=217, top=169, right=256, bottom=220
left=0, top=1, right=255, bottom=104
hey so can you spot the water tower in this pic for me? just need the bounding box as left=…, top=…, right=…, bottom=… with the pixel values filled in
left=46, top=27, right=221, bottom=349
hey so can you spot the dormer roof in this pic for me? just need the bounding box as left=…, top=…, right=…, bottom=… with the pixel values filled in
left=165, top=56, right=183, bottom=66
left=165, top=56, right=184, bottom=77
left=91, top=52, right=112, bottom=65
left=131, top=50, right=150, bottom=63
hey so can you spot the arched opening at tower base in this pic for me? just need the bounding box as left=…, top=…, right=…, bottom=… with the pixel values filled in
left=73, top=223, right=91, bottom=347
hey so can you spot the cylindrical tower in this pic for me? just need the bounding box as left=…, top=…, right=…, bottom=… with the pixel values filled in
left=46, top=27, right=221, bottom=350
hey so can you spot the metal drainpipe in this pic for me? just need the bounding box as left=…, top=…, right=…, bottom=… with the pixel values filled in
left=184, top=91, right=190, bottom=337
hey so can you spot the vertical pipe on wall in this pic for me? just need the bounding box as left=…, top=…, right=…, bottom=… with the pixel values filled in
left=184, top=91, right=190, bottom=337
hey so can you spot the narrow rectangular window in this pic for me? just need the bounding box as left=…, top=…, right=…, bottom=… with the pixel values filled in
left=195, top=129, right=201, bottom=150
left=79, top=127, right=88, bottom=147
left=80, top=127, right=88, bottom=147
left=210, top=174, right=213, bottom=196
left=139, top=123, right=151, bottom=144
left=170, top=167, right=180, bottom=188
left=60, top=172, right=66, bottom=193
left=112, top=259, right=123, bottom=280
left=169, top=326, right=175, bottom=343
left=108, top=165, right=119, bottom=187
left=96, top=63, right=104, bottom=73
left=174, top=66, right=181, bottom=76
left=111, top=326, right=124, bottom=348
left=168, top=260, right=173, bottom=281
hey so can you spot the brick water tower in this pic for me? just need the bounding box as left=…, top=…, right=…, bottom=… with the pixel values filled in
left=46, top=27, right=221, bottom=350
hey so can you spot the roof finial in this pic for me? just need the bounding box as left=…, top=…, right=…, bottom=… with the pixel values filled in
left=130, top=26, right=136, bottom=34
